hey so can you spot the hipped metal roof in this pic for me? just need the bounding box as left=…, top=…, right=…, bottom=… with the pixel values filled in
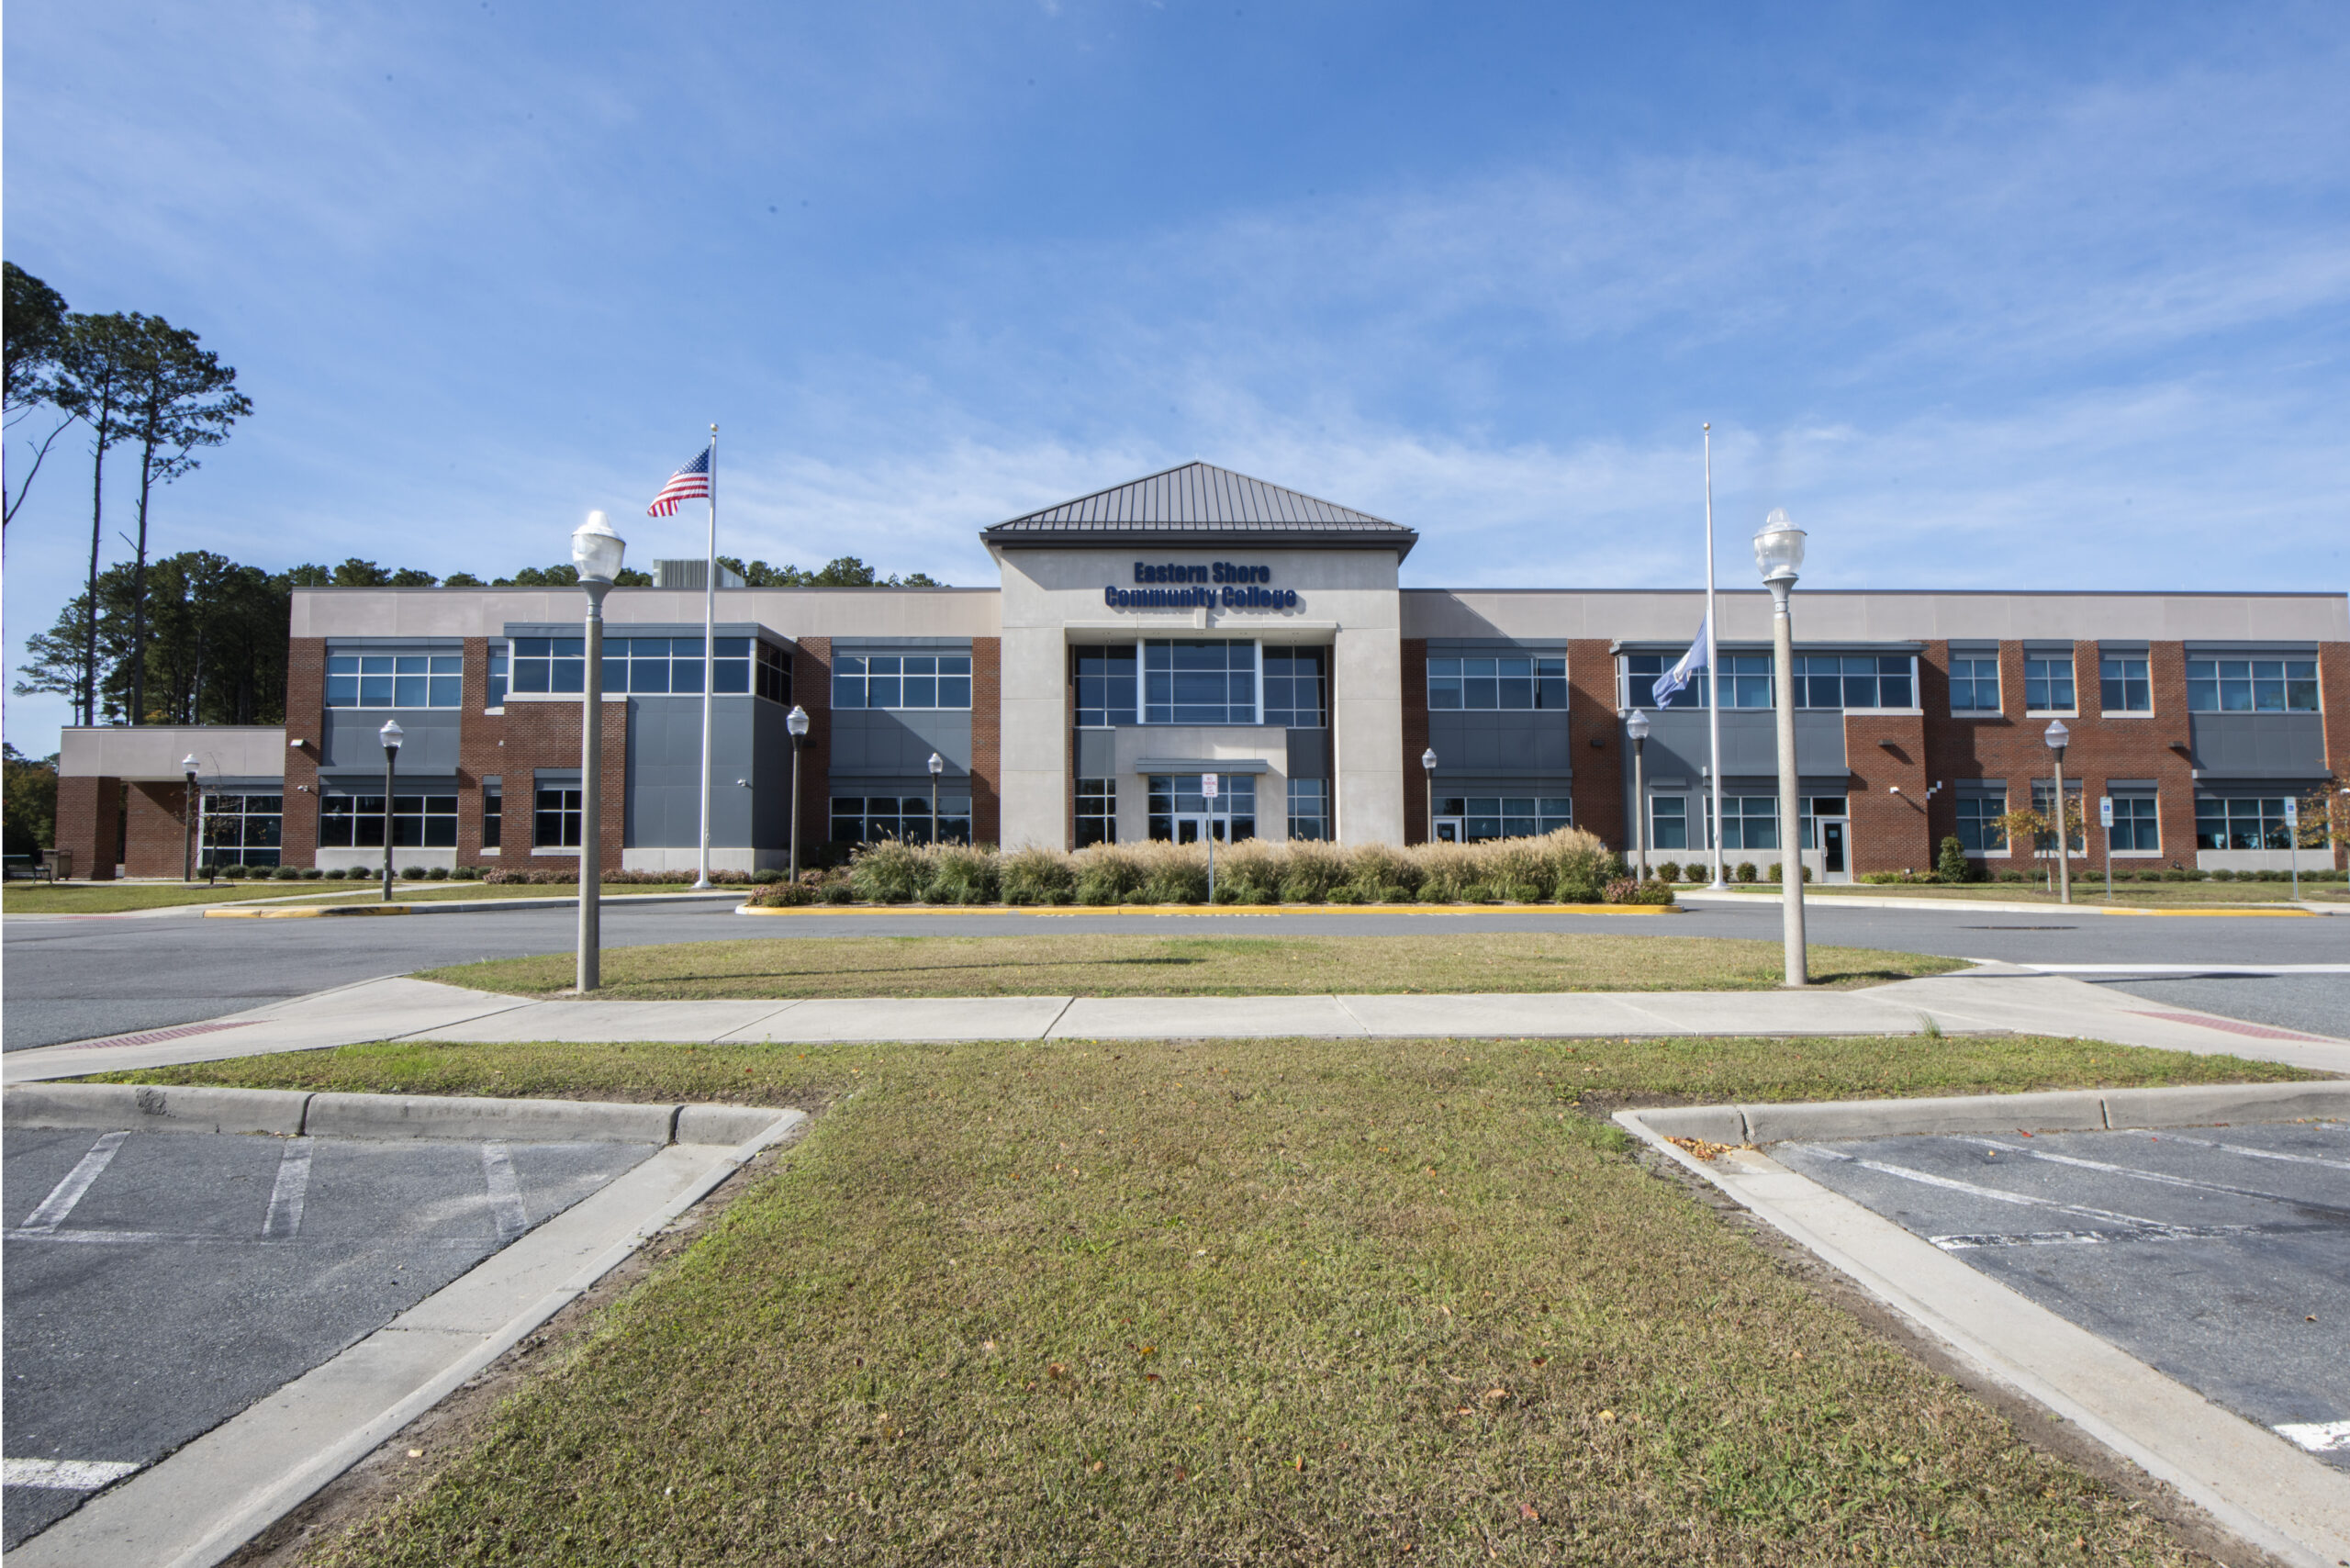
left=981, top=462, right=1417, bottom=558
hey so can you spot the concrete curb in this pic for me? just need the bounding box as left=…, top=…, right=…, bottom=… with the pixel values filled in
left=3, top=1083, right=792, bottom=1148
left=1633, top=1079, right=2349, bottom=1145
left=205, top=890, right=749, bottom=919
left=1613, top=1088, right=2350, bottom=1568
left=1678, top=890, right=2333, bottom=918
left=735, top=900, right=1683, bottom=916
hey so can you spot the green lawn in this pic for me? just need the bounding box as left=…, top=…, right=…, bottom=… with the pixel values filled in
left=420, top=933, right=1969, bottom=1000
left=113, top=1034, right=2302, bottom=1567
left=278, top=881, right=746, bottom=905
left=0, top=880, right=316, bottom=913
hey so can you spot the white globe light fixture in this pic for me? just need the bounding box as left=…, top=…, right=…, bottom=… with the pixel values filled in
left=1752, top=507, right=1806, bottom=585
left=571, top=510, right=627, bottom=584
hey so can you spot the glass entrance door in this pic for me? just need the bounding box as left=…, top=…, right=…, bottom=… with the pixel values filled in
left=1819, top=819, right=1848, bottom=880
left=1174, top=814, right=1230, bottom=845
left=1434, top=817, right=1463, bottom=843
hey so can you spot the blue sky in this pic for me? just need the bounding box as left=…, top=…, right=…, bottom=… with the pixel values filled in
left=6, top=2, right=2347, bottom=754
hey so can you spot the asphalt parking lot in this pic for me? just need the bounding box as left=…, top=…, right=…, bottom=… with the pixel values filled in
left=2, top=1127, right=658, bottom=1549
left=1780, top=1118, right=2350, bottom=1472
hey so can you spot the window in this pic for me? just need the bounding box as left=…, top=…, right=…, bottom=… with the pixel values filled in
left=1427, top=655, right=1568, bottom=711
left=1623, top=652, right=1772, bottom=709
left=2107, top=795, right=2159, bottom=852
left=1649, top=796, right=1687, bottom=851
left=2196, top=797, right=2291, bottom=850
left=1144, top=641, right=1256, bottom=725
left=2031, top=781, right=2086, bottom=853
left=2186, top=659, right=2320, bottom=713
left=1949, top=655, right=2000, bottom=713
left=1287, top=778, right=1329, bottom=841
left=2025, top=654, right=2076, bottom=712
left=2099, top=655, right=2151, bottom=713
left=1263, top=647, right=1328, bottom=727
left=1800, top=795, right=1849, bottom=850
left=1792, top=655, right=1915, bottom=710
left=755, top=641, right=789, bottom=704
left=326, top=653, right=464, bottom=709
left=1076, top=778, right=1117, bottom=846
left=832, top=653, right=972, bottom=711
left=1073, top=645, right=1138, bottom=727
left=533, top=788, right=582, bottom=848
left=830, top=795, right=971, bottom=845
left=1624, top=654, right=1706, bottom=710
left=482, top=787, right=501, bottom=850
left=1436, top=795, right=1573, bottom=843
left=510, top=637, right=585, bottom=695
left=487, top=645, right=508, bottom=708
left=200, top=793, right=281, bottom=868
left=1954, top=793, right=2007, bottom=855
left=1707, top=796, right=1779, bottom=851
left=320, top=792, right=458, bottom=848
left=1147, top=775, right=1258, bottom=841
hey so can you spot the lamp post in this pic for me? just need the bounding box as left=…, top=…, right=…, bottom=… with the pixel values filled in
left=573, top=510, right=626, bottom=991
left=182, top=756, right=200, bottom=883
left=1624, top=711, right=1651, bottom=878
left=2042, top=718, right=2071, bottom=906
left=1421, top=746, right=1438, bottom=843
left=378, top=721, right=403, bottom=901
left=928, top=751, right=944, bottom=845
left=1754, top=509, right=1807, bottom=987
left=787, top=704, right=810, bottom=879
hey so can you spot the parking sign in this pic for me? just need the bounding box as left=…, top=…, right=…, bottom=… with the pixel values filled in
left=2098, top=796, right=2113, bottom=827
left=1201, top=773, right=1218, bottom=801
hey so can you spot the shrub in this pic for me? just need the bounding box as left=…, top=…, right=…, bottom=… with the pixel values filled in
left=223, top=863, right=250, bottom=879
left=453, top=865, right=482, bottom=879
left=399, top=865, right=426, bottom=880
left=1001, top=846, right=1077, bottom=906
left=1937, top=835, right=1970, bottom=884
left=1604, top=875, right=1675, bottom=906
left=849, top=838, right=929, bottom=904
left=750, top=868, right=782, bottom=884
left=1343, top=842, right=1421, bottom=904
left=1653, top=860, right=1681, bottom=885
left=1136, top=842, right=1209, bottom=904
left=1600, top=877, right=1639, bottom=904
left=924, top=844, right=1000, bottom=905
left=1278, top=840, right=1348, bottom=904
left=1685, top=862, right=1709, bottom=884
left=1073, top=845, right=1146, bottom=906
left=1766, top=862, right=1782, bottom=883
left=1736, top=861, right=1757, bottom=884
left=427, top=866, right=451, bottom=881
left=821, top=879, right=855, bottom=903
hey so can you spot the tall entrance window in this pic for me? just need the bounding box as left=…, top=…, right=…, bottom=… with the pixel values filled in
left=534, top=788, right=583, bottom=848
left=1147, top=775, right=1257, bottom=842
left=1433, top=795, right=1572, bottom=844
left=1143, top=642, right=1256, bottom=724
left=200, top=793, right=282, bottom=868
left=1076, top=778, right=1117, bottom=846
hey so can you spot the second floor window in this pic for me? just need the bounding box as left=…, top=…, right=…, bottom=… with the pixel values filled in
left=1792, top=655, right=1915, bottom=710
left=834, top=653, right=973, bottom=710
left=2187, top=659, right=2319, bottom=712
left=1949, top=656, right=2000, bottom=712
left=327, top=653, right=463, bottom=708
left=2100, top=656, right=2152, bottom=712
left=1428, top=655, right=1568, bottom=711
left=1263, top=647, right=1327, bottom=727
left=1144, top=641, right=1256, bottom=725
left=2025, top=655, right=2076, bottom=712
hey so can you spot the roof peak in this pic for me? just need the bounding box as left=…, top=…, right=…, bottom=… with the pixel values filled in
left=982, top=462, right=1416, bottom=556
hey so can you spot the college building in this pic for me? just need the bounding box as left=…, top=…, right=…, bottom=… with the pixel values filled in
left=51, top=462, right=2350, bottom=880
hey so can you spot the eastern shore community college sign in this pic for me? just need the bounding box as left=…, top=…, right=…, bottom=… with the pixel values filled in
left=1104, top=560, right=1299, bottom=611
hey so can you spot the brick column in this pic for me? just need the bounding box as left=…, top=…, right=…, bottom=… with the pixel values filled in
left=456, top=636, right=510, bottom=866
left=970, top=637, right=1002, bottom=846
left=2320, top=642, right=2350, bottom=869
left=126, top=780, right=193, bottom=878
left=1399, top=638, right=1429, bottom=844
left=55, top=774, right=120, bottom=880
left=793, top=639, right=833, bottom=860
left=1566, top=639, right=1625, bottom=852
left=1844, top=715, right=1930, bottom=874
left=282, top=638, right=326, bottom=868
left=498, top=697, right=628, bottom=869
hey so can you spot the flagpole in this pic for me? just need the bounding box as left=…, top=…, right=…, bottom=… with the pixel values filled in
left=693, top=424, right=717, bottom=890
left=1704, top=423, right=1726, bottom=890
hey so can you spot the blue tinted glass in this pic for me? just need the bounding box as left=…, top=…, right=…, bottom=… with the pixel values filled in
left=360, top=674, right=393, bottom=705
left=938, top=676, right=971, bottom=708
left=627, top=657, right=665, bottom=692
left=394, top=655, right=428, bottom=675
left=603, top=656, right=631, bottom=691
left=713, top=659, right=750, bottom=693
left=867, top=670, right=900, bottom=706
left=551, top=659, right=584, bottom=693
left=714, top=637, right=750, bottom=657
left=428, top=674, right=462, bottom=707
left=940, top=655, right=971, bottom=677
left=431, top=655, right=462, bottom=674
left=517, top=638, right=551, bottom=657
left=326, top=675, right=358, bottom=706
left=328, top=655, right=359, bottom=675
left=671, top=658, right=704, bottom=694
left=514, top=661, right=549, bottom=694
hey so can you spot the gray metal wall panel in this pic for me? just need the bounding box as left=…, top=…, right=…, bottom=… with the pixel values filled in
left=1286, top=728, right=1331, bottom=779
left=753, top=700, right=789, bottom=850
left=2188, top=714, right=2327, bottom=778
left=829, top=710, right=973, bottom=778
left=624, top=696, right=761, bottom=848
left=322, top=708, right=462, bottom=773
left=1426, top=711, right=1572, bottom=775
left=1076, top=729, right=1117, bottom=777
left=1634, top=710, right=1845, bottom=779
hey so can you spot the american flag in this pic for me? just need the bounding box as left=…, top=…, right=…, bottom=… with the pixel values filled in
left=645, top=447, right=712, bottom=516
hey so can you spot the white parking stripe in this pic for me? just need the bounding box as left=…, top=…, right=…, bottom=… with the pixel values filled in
left=19, top=1132, right=130, bottom=1235
left=1789, top=1145, right=2205, bottom=1232
left=3, top=1458, right=140, bottom=1491
left=2128, top=1128, right=2350, bottom=1173
left=1959, top=1137, right=2350, bottom=1216
left=2272, top=1419, right=2350, bottom=1454
left=480, top=1143, right=528, bottom=1244
left=263, top=1137, right=313, bottom=1240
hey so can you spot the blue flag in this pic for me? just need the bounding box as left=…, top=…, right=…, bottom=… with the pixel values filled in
left=1651, top=613, right=1709, bottom=707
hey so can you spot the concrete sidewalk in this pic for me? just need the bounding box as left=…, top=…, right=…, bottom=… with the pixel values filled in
left=6, top=963, right=2344, bottom=1082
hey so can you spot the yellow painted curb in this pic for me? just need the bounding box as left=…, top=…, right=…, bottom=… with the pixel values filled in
left=736, top=901, right=1680, bottom=916
left=205, top=904, right=412, bottom=918
left=2101, top=906, right=2319, bottom=918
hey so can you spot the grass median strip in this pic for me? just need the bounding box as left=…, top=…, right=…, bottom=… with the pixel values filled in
left=420, top=933, right=1969, bottom=1001
left=107, top=1034, right=2302, bottom=1566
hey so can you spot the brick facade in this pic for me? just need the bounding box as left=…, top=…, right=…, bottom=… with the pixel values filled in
left=2322, top=642, right=2350, bottom=870
left=1565, top=639, right=1624, bottom=852
left=125, top=779, right=196, bottom=878
left=1400, top=638, right=1430, bottom=844
left=1842, top=713, right=1931, bottom=874
left=280, top=639, right=325, bottom=868
left=970, top=637, right=1002, bottom=847
left=55, top=774, right=121, bottom=880
left=491, top=698, right=627, bottom=869
left=792, top=637, right=833, bottom=861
